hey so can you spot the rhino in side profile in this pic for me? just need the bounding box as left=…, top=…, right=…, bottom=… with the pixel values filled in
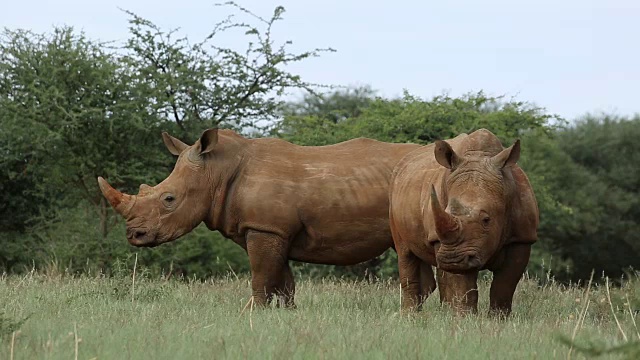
left=389, top=129, right=538, bottom=316
left=98, top=128, right=420, bottom=307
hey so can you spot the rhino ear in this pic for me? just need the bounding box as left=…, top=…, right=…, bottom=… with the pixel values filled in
left=492, top=139, right=520, bottom=169
left=162, top=132, right=189, bottom=156
left=434, top=140, right=460, bottom=169
left=196, top=128, right=218, bottom=155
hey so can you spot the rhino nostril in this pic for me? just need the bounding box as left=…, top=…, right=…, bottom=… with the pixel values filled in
left=128, top=228, right=147, bottom=239
left=467, top=255, right=482, bottom=269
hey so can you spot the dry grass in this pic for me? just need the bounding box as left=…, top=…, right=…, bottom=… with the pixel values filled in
left=1, top=270, right=639, bottom=359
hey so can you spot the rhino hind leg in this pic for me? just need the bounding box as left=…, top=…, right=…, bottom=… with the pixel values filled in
left=436, top=269, right=479, bottom=315
left=246, top=230, right=289, bottom=307
left=489, top=243, right=531, bottom=318
left=275, top=262, right=296, bottom=309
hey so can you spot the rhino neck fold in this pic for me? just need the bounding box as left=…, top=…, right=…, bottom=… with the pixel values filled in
left=203, top=145, right=246, bottom=239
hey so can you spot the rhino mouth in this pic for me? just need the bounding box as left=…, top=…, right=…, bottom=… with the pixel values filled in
left=436, top=250, right=483, bottom=274
left=130, top=239, right=160, bottom=248
left=126, top=227, right=160, bottom=247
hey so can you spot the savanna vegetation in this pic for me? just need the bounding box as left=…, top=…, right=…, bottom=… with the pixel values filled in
left=1, top=270, right=640, bottom=359
left=1, top=2, right=640, bottom=357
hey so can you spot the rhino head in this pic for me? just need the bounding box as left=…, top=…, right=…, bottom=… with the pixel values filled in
left=428, top=137, right=521, bottom=273
left=98, top=129, right=220, bottom=247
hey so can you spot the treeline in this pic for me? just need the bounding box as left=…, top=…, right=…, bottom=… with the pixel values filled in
left=1, top=4, right=638, bottom=283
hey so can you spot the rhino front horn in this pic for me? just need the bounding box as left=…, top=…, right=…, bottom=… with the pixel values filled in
left=97, top=177, right=134, bottom=216
left=430, top=185, right=459, bottom=245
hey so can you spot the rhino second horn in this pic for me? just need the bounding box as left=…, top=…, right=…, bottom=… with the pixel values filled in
left=97, top=177, right=134, bottom=216
left=430, top=185, right=459, bottom=245
left=139, top=184, right=153, bottom=196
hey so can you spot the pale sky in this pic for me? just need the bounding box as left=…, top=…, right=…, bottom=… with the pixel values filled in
left=2, top=0, right=639, bottom=120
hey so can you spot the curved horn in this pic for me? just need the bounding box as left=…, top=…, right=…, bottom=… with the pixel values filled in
left=97, top=177, right=135, bottom=216
left=430, top=185, right=459, bottom=244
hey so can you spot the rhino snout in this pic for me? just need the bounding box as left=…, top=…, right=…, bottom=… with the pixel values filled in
left=436, top=250, right=483, bottom=273
left=126, top=227, right=158, bottom=247
left=465, top=255, right=482, bottom=269
left=126, top=227, right=144, bottom=240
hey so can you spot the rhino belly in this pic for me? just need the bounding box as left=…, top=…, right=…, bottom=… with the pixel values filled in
left=287, top=222, right=393, bottom=266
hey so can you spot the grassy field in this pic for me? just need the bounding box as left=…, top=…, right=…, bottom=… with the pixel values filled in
left=1, top=269, right=639, bottom=359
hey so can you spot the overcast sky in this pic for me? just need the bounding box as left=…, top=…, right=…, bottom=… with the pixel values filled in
left=2, top=0, right=639, bottom=120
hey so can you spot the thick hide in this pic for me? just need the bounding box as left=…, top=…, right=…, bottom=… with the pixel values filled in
left=99, top=128, right=420, bottom=307
left=389, top=129, right=539, bottom=316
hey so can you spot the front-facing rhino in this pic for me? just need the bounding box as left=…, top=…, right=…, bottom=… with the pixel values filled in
left=99, top=128, right=420, bottom=307
left=389, top=129, right=539, bottom=316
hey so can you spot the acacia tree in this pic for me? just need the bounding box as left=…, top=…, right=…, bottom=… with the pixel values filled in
left=121, top=1, right=334, bottom=141
left=0, top=27, right=173, bottom=242
left=0, top=2, right=331, bottom=226
left=0, top=3, right=332, bottom=275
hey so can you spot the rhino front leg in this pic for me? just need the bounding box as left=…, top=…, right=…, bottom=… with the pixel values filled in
left=489, top=243, right=531, bottom=317
left=397, top=249, right=422, bottom=311
left=246, top=230, right=288, bottom=307
left=275, top=262, right=296, bottom=309
left=436, top=269, right=479, bottom=315
left=419, top=261, right=437, bottom=306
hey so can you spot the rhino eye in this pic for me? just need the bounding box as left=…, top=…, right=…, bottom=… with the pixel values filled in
left=482, top=216, right=491, bottom=226
left=162, top=194, right=175, bottom=203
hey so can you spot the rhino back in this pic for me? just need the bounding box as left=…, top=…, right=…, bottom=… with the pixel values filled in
left=228, top=137, right=420, bottom=265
